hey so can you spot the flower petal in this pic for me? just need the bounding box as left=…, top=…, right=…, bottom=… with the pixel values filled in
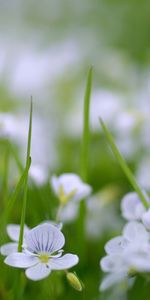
left=51, top=173, right=91, bottom=201
left=25, top=263, right=51, bottom=281
left=7, top=224, right=29, bottom=242
left=100, top=272, right=127, bottom=291
left=100, top=254, right=128, bottom=272
left=25, top=223, right=65, bottom=254
left=4, top=253, right=39, bottom=268
left=142, top=209, right=150, bottom=229
left=105, top=236, right=129, bottom=255
left=121, top=192, right=146, bottom=221
left=123, top=221, right=149, bottom=243
left=49, top=253, right=79, bottom=270
left=0, top=242, right=18, bottom=256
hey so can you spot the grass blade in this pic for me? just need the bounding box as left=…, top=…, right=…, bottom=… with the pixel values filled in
left=18, top=100, right=32, bottom=251
left=100, top=118, right=149, bottom=209
left=80, top=67, right=93, bottom=181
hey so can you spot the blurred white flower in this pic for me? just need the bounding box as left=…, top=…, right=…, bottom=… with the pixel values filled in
left=29, top=164, right=48, bottom=186
left=51, top=173, right=92, bottom=204
left=121, top=192, right=147, bottom=221
left=100, top=221, right=150, bottom=291
left=142, top=209, right=150, bottom=229
left=5, top=223, right=79, bottom=281
left=136, top=157, right=150, bottom=190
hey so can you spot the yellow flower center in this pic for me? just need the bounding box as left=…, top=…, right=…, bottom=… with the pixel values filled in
left=39, top=254, right=49, bottom=264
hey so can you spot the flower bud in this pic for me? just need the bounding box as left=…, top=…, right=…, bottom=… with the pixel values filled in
left=66, top=272, right=83, bottom=292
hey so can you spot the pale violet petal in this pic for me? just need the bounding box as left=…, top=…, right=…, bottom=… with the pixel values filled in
left=100, top=254, right=128, bottom=272
left=0, top=242, right=18, bottom=256
left=73, top=183, right=92, bottom=201
left=121, top=192, right=145, bottom=221
left=5, top=253, right=39, bottom=268
left=25, top=223, right=65, bottom=254
left=123, top=221, right=149, bottom=243
left=100, top=272, right=127, bottom=291
left=105, top=236, right=129, bottom=255
left=125, top=244, right=150, bottom=272
left=49, top=254, right=79, bottom=270
left=51, top=173, right=91, bottom=201
left=142, top=209, right=150, bottom=229
left=25, top=263, right=51, bottom=281
left=7, top=224, right=29, bottom=242
left=41, top=221, right=63, bottom=230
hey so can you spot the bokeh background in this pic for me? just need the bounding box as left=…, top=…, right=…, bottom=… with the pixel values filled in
left=0, top=1, right=150, bottom=299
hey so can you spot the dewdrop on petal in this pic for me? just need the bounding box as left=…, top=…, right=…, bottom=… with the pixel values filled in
left=66, top=272, right=83, bottom=291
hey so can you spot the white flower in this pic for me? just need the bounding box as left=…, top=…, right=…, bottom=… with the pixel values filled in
left=142, top=209, right=150, bottom=229
left=0, top=221, right=62, bottom=256
left=5, top=223, right=79, bottom=281
left=121, top=192, right=147, bottom=221
left=0, top=224, right=29, bottom=256
left=100, top=221, right=150, bottom=291
left=51, top=173, right=91, bottom=204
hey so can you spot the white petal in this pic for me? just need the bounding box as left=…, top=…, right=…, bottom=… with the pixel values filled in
left=100, top=254, right=128, bottom=272
left=0, top=242, right=18, bottom=256
left=7, top=224, right=29, bottom=242
left=5, top=253, right=39, bottom=268
left=121, top=192, right=146, bottom=221
left=41, top=221, right=63, bottom=230
left=51, top=173, right=91, bottom=201
left=105, top=236, right=129, bottom=255
left=142, top=209, right=150, bottom=229
left=49, top=254, right=79, bottom=270
left=123, top=221, right=149, bottom=243
left=125, top=245, right=150, bottom=272
left=25, top=263, right=51, bottom=281
left=25, top=223, right=65, bottom=254
left=100, top=272, right=127, bottom=291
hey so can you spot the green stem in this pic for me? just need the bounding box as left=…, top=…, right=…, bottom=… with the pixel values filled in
left=18, top=100, right=32, bottom=252
left=100, top=118, right=149, bottom=209
left=80, top=67, right=93, bottom=181
left=78, top=68, right=93, bottom=262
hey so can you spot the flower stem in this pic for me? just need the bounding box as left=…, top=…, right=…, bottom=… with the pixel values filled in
left=100, top=118, right=149, bottom=209
left=18, top=100, right=33, bottom=252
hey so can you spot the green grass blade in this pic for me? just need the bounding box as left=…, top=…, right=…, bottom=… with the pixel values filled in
left=18, top=100, right=32, bottom=252
left=0, top=158, right=31, bottom=228
left=80, top=67, right=93, bottom=182
left=100, top=118, right=149, bottom=209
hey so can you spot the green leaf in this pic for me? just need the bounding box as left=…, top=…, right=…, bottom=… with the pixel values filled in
left=100, top=118, right=149, bottom=209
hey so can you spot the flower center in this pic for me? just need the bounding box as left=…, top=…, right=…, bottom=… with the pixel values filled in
left=39, top=254, right=49, bottom=264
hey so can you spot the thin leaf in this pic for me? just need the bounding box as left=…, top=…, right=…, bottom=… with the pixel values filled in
left=100, top=118, right=149, bottom=209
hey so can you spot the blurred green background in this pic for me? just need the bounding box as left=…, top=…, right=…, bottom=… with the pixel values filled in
left=0, top=0, right=150, bottom=299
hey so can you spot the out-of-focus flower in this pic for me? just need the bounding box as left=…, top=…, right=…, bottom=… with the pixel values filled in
left=51, top=173, right=92, bottom=205
left=29, top=164, right=48, bottom=186
left=121, top=192, right=147, bottom=221
left=5, top=223, right=79, bottom=281
left=100, top=221, right=150, bottom=291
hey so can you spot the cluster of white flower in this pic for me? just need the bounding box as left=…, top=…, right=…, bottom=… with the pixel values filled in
left=0, top=173, right=91, bottom=282
left=100, top=192, right=150, bottom=291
